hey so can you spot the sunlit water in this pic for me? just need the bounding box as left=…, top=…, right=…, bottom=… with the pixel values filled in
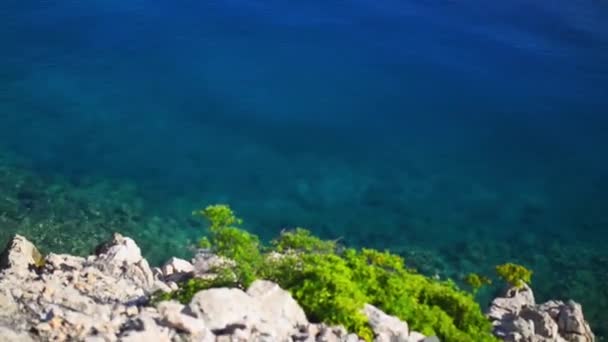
left=1, top=0, right=608, bottom=336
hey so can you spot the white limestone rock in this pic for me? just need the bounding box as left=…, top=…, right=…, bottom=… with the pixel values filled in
left=0, top=234, right=42, bottom=276
left=161, top=257, right=194, bottom=281
left=557, top=301, right=595, bottom=342
left=488, top=284, right=595, bottom=342
left=157, top=300, right=210, bottom=337
left=362, top=304, right=409, bottom=342
left=187, top=287, right=260, bottom=332
left=247, top=279, right=308, bottom=330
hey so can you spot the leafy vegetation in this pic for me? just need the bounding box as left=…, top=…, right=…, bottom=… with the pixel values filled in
left=464, top=273, right=492, bottom=294
left=162, top=204, right=498, bottom=342
left=193, top=204, right=262, bottom=287
left=495, top=263, right=533, bottom=289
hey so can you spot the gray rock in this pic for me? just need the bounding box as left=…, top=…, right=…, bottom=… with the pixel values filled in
left=505, top=316, right=535, bottom=342
left=161, top=257, right=194, bottom=276
left=157, top=300, right=209, bottom=337
left=119, top=312, right=174, bottom=342
left=0, top=235, right=42, bottom=276
left=407, top=332, right=427, bottom=342
left=538, top=300, right=565, bottom=320
left=362, top=304, right=409, bottom=342
left=0, top=325, right=34, bottom=342
left=247, top=279, right=308, bottom=328
left=44, top=253, right=86, bottom=272
left=557, top=301, right=595, bottom=342
left=192, top=250, right=235, bottom=277
left=151, top=280, right=172, bottom=293
left=93, top=234, right=154, bottom=290
left=488, top=285, right=595, bottom=342
left=95, top=233, right=143, bottom=264
left=0, top=288, right=18, bottom=316
left=487, top=283, right=535, bottom=321
left=345, top=333, right=363, bottom=342
left=309, top=324, right=351, bottom=342
left=520, top=306, right=559, bottom=338
left=187, top=282, right=320, bottom=340
left=0, top=234, right=167, bottom=341
left=421, top=337, right=440, bottom=342
left=188, top=287, right=259, bottom=332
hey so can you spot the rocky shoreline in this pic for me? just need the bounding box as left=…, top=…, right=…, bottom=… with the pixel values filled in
left=0, top=233, right=596, bottom=342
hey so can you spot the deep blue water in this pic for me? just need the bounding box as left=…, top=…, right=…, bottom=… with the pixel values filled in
left=1, top=0, right=608, bottom=335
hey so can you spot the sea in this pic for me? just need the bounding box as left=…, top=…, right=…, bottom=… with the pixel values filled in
left=1, top=0, right=607, bottom=337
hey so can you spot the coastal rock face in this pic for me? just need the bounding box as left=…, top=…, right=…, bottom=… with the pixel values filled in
left=0, top=234, right=595, bottom=342
left=488, top=285, right=595, bottom=342
left=0, top=234, right=425, bottom=342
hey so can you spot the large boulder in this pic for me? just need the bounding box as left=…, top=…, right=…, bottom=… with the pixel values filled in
left=187, top=280, right=313, bottom=340
left=247, top=280, right=308, bottom=329
left=187, top=287, right=261, bottom=332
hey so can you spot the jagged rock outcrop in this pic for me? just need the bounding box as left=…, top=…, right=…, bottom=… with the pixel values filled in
left=0, top=234, right=427, bottom=342
left=0, top=234, right=595, bottom=342
left=488, top=284, right=595, bottom=342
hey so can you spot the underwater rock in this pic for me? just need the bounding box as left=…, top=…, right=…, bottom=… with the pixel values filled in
left=488, top=284, right=595, bottom=342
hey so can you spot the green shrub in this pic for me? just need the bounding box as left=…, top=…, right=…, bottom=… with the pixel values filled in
left=165, top=204, right=497, bottom=342
left=193, top=204, right=262, bottom=287
left=496, top=263, right=532, bottom=289
left=464, top=273, right=492, bottom=294
left=271, top=227, right=337, bottom=254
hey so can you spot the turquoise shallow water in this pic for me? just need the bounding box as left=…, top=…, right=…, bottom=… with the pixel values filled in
left=1, top=0, right=607, bottom=337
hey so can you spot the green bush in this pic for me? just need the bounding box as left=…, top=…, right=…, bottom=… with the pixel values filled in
left=496, top=263, right=533, bottom=289
left=163, top=204, right=497, bottom=342
left=271, top=227, right=337, bottom=254
left=193, top=204, right=262, bottom=287
left=464, top=273, right=492, bottom=294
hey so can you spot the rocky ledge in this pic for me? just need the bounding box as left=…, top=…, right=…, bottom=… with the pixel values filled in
left=0, top=234, right=596, bottom=342
left=487, top=283, right=595, bottom=342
